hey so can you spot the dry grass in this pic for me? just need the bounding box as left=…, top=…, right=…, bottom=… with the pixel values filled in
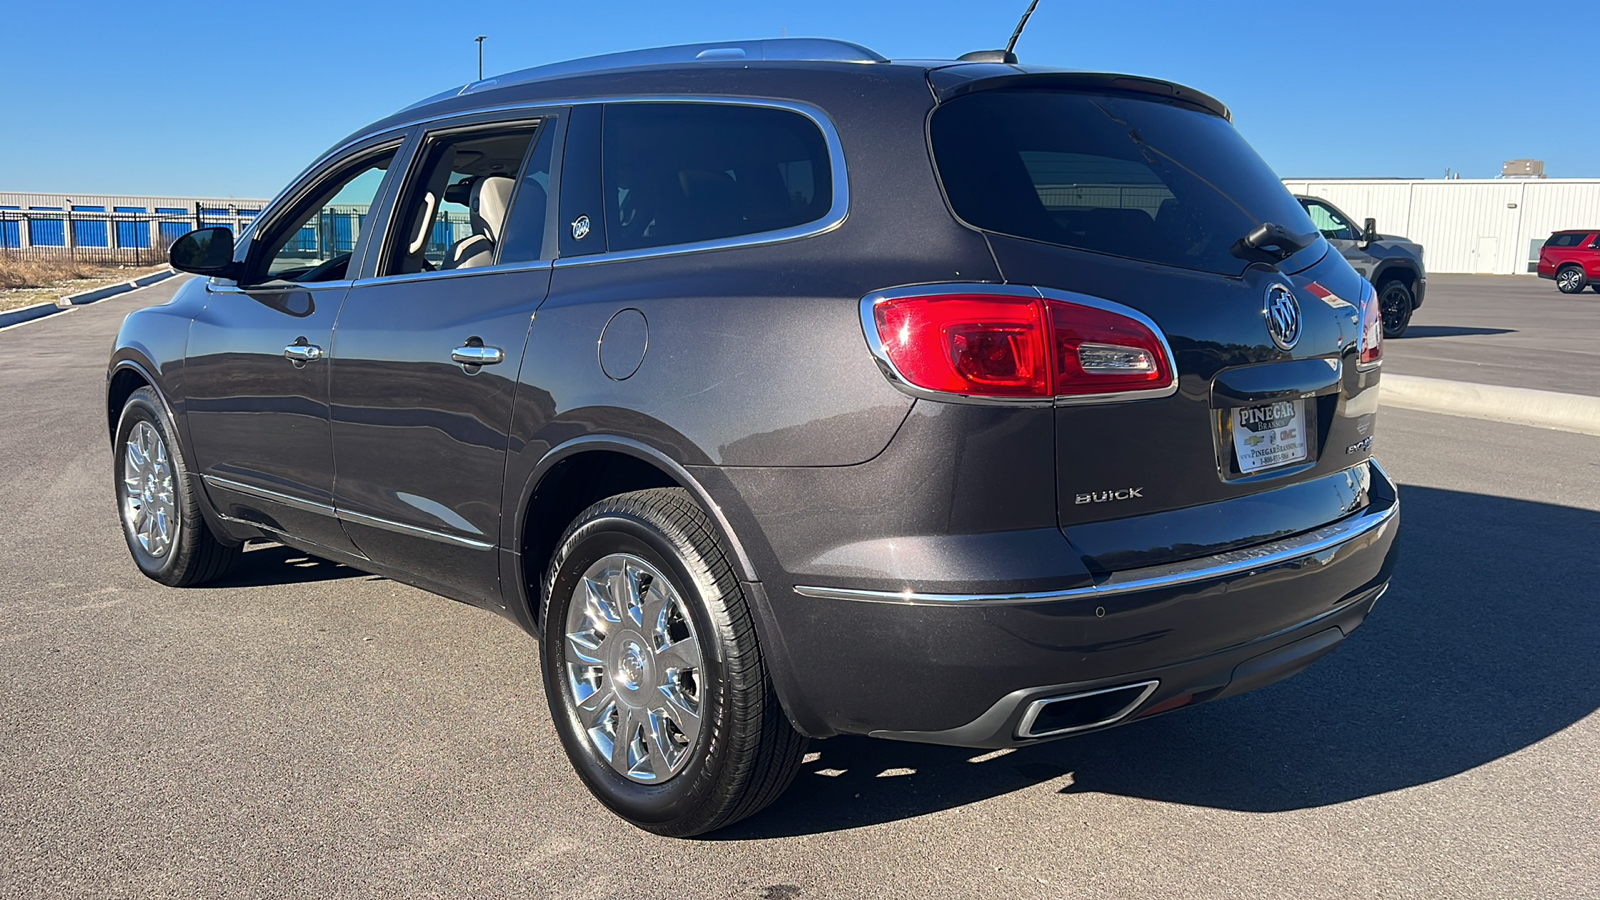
left=0, top=255, right=170, bottom=313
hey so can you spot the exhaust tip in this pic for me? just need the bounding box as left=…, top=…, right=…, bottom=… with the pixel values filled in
left=1017, top=680, right=1159, bottom=739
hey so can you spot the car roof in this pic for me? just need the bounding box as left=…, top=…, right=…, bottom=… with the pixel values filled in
left=389, top=38, right=1230, bottom=124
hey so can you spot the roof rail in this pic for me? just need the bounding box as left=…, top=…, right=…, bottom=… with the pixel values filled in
left=404, top=39, right=888, bottom=111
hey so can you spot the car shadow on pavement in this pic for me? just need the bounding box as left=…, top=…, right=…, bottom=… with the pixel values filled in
left=715, top=486, right=1600, bottom=839
left=1398, top=325, right=1515, bottom=338
left=208, top=541, right=372, bottom=588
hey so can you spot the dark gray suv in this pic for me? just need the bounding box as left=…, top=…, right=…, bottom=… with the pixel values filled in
left=108, top=39, right=1400, bottom=836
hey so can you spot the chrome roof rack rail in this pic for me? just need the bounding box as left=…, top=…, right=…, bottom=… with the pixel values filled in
left=404, top=39, right=888, bottom=111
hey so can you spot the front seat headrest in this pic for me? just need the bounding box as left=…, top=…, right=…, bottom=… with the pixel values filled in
left=470, top=175, right=516, bottom=243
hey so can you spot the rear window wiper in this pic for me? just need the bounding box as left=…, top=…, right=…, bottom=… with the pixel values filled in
left=1231, top=222, right=1317, bottom=264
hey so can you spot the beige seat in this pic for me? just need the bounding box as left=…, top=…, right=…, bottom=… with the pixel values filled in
left=444, top=175, right=515, bottom=269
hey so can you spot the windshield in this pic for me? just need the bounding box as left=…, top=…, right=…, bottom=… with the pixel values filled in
left=930, top=90, right=1318, bottom=277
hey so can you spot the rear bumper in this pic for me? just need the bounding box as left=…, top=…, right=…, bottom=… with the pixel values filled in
left=772, top=461, right=1400, bottom=746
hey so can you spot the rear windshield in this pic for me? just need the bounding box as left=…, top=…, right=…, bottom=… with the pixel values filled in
left=931, top=90, right=1318, bottom=277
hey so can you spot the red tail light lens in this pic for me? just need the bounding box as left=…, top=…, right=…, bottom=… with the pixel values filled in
left=872, top=294, right=1048, bottom=397
left=1049, top=301, right=1173, bottom=396
left=870, top=291, right=1174, bottom=400
left=1359, top=282, right=1383, bottom=367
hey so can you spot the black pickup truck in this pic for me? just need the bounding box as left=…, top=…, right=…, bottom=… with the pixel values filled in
left=1297, top=195, right=1426, bottom=337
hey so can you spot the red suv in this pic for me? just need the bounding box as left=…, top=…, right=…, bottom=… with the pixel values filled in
left=1538, top=230, right=1600, bottom=293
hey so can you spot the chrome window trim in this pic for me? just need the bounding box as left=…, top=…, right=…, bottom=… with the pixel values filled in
left=350, top=258, right=553, bottom=289
left=1016, top=680, right=1160, bottom=739
left=206, top=279, right=355, bottom=295
left=202, top=474, right=337, bottom=517
left=857, top=283, right=1181, bottom=408
left=264, top=95, right=849, bottom=275
left=337, top=508, right=494, bottom=551
left=794, top=476, right=1397, bottom=606
left=552, top=96, right=850, bottom=268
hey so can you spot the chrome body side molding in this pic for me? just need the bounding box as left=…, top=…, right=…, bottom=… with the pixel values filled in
left=202, top=475, right=493, bottom=551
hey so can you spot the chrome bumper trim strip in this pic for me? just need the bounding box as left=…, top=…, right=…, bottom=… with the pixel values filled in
left=795, top=492, right=1397, bottom=607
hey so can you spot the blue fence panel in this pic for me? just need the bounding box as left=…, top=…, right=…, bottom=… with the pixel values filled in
left=332, top=213, right=354, bottom=252
left=73, top=206, right=109, bottom=248
left=114, top=207, right=150, bottom=248
left=0, top=220, right=19, bottom=248
left=28, top=213, right=65, bottom=247
left=159, top=221, right=193, bottom=244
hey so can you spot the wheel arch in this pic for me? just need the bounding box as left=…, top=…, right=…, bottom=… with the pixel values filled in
left=510, top=434, right=827, bottom=738
left=512, top=436, right=762, bottom=625
left=107, top=357, right=171, bottom=444
left=1372, top=261, right=1419, bottom=295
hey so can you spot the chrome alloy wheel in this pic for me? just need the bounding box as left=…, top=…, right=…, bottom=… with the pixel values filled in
left=1557, top=268, right=1584, bottom=292
left=121, top=421, right=177, bottom=558
left=564, top=553, right=705, bottom=783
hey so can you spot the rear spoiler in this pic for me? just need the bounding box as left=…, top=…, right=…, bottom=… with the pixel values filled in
left=926, top=65, right=1231, bottom=121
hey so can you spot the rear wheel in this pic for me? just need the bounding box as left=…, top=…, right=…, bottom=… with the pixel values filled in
left=540, top=488, right=805, bottom=836
left=114, top=387, right=240, bottom=586
left=1556, top=265, right=1587, bottom=294
left=1378, top=279, right=1413, bottom=338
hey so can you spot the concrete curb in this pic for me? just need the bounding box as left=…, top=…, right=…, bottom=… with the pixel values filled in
left=0, top=301, right=65, bottom=330
left=0, top=269, right=179, bottom=332
left=60, top=269, right=178, bottom=306
left=1383, top=374, right=1600, bottom=437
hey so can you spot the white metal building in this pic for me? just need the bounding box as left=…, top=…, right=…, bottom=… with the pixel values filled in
left=1282, top=178, right=1600, bottom=275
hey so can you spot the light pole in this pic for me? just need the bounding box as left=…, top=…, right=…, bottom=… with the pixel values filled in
left=475, top=35, right=487, bottom=81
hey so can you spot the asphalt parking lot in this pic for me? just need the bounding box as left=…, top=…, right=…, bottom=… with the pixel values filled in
left=3, top=276, right=1596, bottom=899
left=1385, top=273, right=1600, bottom=396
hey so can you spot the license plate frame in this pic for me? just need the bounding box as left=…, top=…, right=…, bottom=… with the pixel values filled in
left=1230, top=399, right=1310, bottom=475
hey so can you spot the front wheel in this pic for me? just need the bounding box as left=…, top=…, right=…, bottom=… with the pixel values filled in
left=1556, top=266, right=1588, bottom=294
left=1378, top=280, right=1414, bottom=338
left=540, top=488, right=805, bottom=836
left=114, top=386, right=241, bottom=586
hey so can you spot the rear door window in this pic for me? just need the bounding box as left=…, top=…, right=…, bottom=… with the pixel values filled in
left=599, top=103, right=832, bottom=253
left=1546, top=233, right=1584, bottom=248
left=931, top=90, right=1318, bottom=276
left=382, top=123, right=545, bottom=276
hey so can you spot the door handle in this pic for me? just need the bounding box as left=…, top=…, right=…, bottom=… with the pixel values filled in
left=283, top=341, right=323, bottom=364
left=451, top=345, right=505, bottom=366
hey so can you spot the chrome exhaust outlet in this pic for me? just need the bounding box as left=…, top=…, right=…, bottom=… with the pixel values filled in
left=1016, top=680, right=1160, bottom=739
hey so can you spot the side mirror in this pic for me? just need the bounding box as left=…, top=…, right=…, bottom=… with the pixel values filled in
left=169, top=227, right=241, bottom=279
left=1362, top=218, right=1379, bottom=245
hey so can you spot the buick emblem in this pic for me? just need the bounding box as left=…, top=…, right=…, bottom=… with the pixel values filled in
left=570, top=215, right=592, bottom=241
left=1264, top=283, right=1301, bottom=351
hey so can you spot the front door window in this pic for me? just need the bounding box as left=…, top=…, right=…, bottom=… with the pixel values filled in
left=255, top=152, right=396, bottom=283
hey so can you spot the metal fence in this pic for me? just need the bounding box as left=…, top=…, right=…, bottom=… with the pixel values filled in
left=0, top=205, right=264, bottom=267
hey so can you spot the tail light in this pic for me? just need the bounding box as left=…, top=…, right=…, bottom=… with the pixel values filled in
left=866, top=289, right=1175, bottom=402
left=1358, top=281, right=1383, bottom=367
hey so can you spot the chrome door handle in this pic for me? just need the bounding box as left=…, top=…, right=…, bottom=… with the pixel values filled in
left=451, top=345, right=504, bottom=366
left=283, top=342, right=323, bottom=364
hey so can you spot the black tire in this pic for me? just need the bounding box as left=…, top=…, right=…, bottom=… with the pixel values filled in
left=540, top=488, right=805, bottom=836
left=113, top=386, right=241, bottom=586
left=1556, top=265, right=1588, bottom=294
left=1378, top=279, right=1414, bottom=338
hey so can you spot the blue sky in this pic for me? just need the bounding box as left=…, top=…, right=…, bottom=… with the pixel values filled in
left=2, top=0, right=1590, bottom=198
